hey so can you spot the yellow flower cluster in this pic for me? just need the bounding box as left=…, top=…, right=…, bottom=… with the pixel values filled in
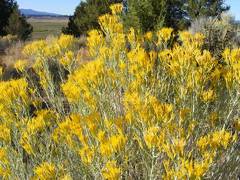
left=110, top=3, right=123, bottom=15
left=62, top=59, right=104, bottom=107
left=102, top=160, right=121, bottom=180
left=197, top=130, right=236, bottom=150
left=98, top=4, right=123, bottom=37
left=33, top=162, right=56, bottom=180
left=52, top=114, right=86, bottom=148
left=0, top=78, right=29, bottom=122
left=0, top=148, right=10, bottom=178
left=223, top=48, right=240, bottom=87
left=22, top=40, right=47, bottom=56
left=157, top=27, right=174, bottom=44
left=0, top=3, right=239, bottom=179
left=0, top=124, right=11, bottom=143
left=20, top=110, right=56, bottom=155
left=14, top=59, right=28, bottom=72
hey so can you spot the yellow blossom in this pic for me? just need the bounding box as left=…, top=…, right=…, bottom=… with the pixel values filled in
left=209, top=130, right=233, bottom=149
left=0, top=148, right=9, bottom=165
left=34, top=162, right=56, bottom=180
left=157, top=28, right=173, bottom=44
left=22, top=40, right=47, bottom=56
left=57, top=34, right=75, bottom=49
left=109, top=132, right=126, bottom=152
left=0, top=124, right=11, bottom=143
left=144, top=126, right=160, bottom=149
left=209, top=112, right=219, bottom=126
left=110, top=3, right=123, bottom=15
left=99, top=13, right=123, bottom=35
left=52, top=114, right=86, bottom=148
left=102, top=161, right=121, bottom=180
left=79, top=146, right=94, bottom=164
left=144, top=31, right=153, bottom=41
left=100, top=131, right=126, bottom=157
left=201, top=89, right=216, bottom=102
left=14, top=59, right=28, bottom=72
left=20, top=133, right=34, bottom=155
left=197, top=136, right=209, bottom=152
left=60, top=50, right=74, bottom=67
left=173, top=138, right=186, bottom=156
left=0, top=166, right=11, bottom=179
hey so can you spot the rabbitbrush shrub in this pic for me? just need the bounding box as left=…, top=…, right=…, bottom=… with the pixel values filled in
left=0, top=4, right=239, bottom=180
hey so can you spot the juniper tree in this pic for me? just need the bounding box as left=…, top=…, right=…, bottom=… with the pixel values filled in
left=186, top=0, right=230, bottom=21
left=123, top=0, right=230, bottom=32
left=0, top=0, right=32, bottom=40
left=122, top=0, right=186, bottom=32
left=5, top=7, right=33, bottom=40
left=0, top=0, right=16, bottom=36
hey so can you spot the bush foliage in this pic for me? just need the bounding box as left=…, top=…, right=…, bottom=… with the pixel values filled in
left=189, top=13, right=240, bottom=58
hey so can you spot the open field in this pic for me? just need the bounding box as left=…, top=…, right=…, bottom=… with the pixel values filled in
left=27, top=17, right=68, bottom=40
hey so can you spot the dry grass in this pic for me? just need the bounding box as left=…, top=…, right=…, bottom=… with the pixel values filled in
left=27, top=17, right=68, bottom=40
left=1, top=42, right=25, bottom=66
left=0, top=41, right=26, bottom=80
left=0, top=34, right=87, bottom=81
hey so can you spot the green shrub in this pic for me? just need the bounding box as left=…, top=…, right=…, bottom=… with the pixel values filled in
left=189, top=13, right=240, bottom=58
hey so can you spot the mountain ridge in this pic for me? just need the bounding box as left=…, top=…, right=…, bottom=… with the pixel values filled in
left=20, top=9, right=66, bottom=17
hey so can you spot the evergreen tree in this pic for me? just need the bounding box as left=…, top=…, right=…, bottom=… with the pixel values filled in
left=64, top=0, right=230, bottom=35
left=0, top=0, right=16, bottom=36
left=124, top=0, right=229, bottom=32
left=186, top=0, right=230, bottom=21
left=0, top=0, right=32, bottom=40
left=123, top=0, right=187, bottom=32
left=5, top=7, right=33, bottom=40
left=63, top=0, right=122, bottom=36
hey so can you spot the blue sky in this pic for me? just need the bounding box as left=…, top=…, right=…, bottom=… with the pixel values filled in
left=17, top=0, right=240, bottom=19
left=17, top=0, right=80, bottom=15
left=226, top=0, right=240, bottom=20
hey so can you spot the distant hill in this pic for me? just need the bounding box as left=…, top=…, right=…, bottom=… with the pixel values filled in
left=20, top=9, right=65, bottom=17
